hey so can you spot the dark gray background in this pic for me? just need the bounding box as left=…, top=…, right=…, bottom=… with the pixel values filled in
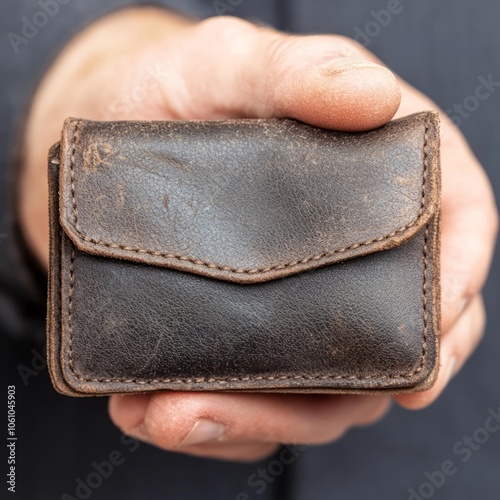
left=1, top=1, right=499, bottom=499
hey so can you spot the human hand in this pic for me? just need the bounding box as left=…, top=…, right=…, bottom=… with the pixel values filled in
left=21, top=9, right=497, bottom=461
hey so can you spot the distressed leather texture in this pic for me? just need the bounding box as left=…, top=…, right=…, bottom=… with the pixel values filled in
left=47, top=112, right=441, bottom=396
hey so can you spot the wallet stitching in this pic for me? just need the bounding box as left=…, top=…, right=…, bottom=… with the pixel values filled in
left=66, top=224, right=429, bottom=384
left=67, top=120, right=431, bottom=277
left=65, top=120, right=432, bottom=386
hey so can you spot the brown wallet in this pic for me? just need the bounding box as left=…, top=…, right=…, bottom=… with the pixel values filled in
left=47, top=112, right=441, bottom=396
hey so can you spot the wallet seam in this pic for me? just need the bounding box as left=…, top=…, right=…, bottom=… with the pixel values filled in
left=65, top=118, right=431, bottom=277
left=64, top=115, right=432, bottom=385
left=65, top=223, right=429, bottom=384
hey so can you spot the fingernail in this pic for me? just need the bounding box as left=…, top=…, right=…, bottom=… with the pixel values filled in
left=180, top=419, right=226, bottom=447
left=319, top=57, right=386, bottom=76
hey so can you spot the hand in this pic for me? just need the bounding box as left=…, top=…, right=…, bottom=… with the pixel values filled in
left=21, top=9, right=498, bottom=461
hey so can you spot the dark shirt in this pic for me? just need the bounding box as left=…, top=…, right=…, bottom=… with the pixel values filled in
left=1, top=1, right=499, bottom=499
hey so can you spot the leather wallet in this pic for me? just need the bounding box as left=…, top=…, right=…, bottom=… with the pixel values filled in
left=47, top=112, right=441, bottom=396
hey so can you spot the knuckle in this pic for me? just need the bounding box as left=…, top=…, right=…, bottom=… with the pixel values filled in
left=194, top=16, right=259, bottom=40
left=321, top=425, right=348, bottom=444
left=479, top=176, right=500, bottom=240
left=476, top=297, right=487, bottom=335
left=491, top=201, right=500, bottom=238
left=191, top=16, right=265, bottom=71
left=358, top=399, right=391, bottom=425
left=331, top=34, right=376, bottom=60
left=136, top=398, right=174, bottom=444
left=262, top=33, right=297, bottom=72
left=139, top=413, right=159, bottom=440
left=303, top=421, right=348, bottom=445
left=139, top=410, right=180, bottom=448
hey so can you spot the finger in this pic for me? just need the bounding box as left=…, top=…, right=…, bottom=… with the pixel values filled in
left=393, top=80, right=499, bottom=333
left=438, top=133, right=498, bottom=332
left=158, top=17, right=400, bottom=130
left=109, top=392, right=390, bottom=454
left=107, top=393, right=279, bottom=461
left=395, top=294, right=486, bottom=410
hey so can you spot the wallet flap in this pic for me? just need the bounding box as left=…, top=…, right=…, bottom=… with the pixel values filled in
left=58, top=112, right=439, bottom=283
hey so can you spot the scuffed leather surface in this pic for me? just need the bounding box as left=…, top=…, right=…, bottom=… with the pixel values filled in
left=47, top=112, right=441, bottom=395
left=59, top=114, right=439, bottom=283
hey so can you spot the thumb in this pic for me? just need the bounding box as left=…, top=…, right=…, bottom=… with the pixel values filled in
left=171, top=17, right=400, bottom=131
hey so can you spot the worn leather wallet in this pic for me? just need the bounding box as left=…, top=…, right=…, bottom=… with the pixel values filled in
left=47, top=111, right=441, bottom=396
